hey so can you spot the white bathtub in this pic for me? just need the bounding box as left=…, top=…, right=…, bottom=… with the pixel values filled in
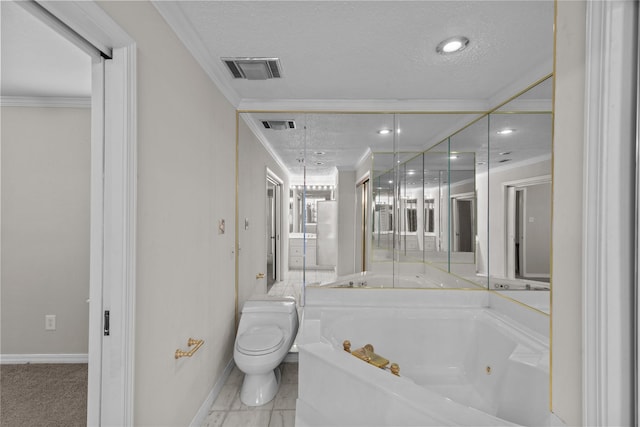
left=296, top=288, right=550, bottom=426
left=311, top=270, right=481, bottom=289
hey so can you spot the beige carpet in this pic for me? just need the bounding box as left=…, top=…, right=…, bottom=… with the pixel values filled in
left=1, top=363, right=87, bottom=427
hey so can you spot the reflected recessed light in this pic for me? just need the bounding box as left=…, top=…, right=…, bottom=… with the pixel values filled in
left=388, top=180, right=393, bottom=184
left=314, top=151, right=325, bottom=155
left=499, top=151, right=512, bottom=156
left=497, top=129, right=515, bottom=135
left=378, top=129, right=392, bottom=135
left=436, top=36, right=470, bottom=54
left=450, top=155, right=459, bottom=159
left=407, top=170, right=416, bottom=175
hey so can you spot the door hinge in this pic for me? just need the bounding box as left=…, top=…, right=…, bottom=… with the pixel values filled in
left=104, top=310, right=110, bottom=336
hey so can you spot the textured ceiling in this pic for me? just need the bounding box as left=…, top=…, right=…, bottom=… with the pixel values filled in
left=1, top=1, right=554, bottom=180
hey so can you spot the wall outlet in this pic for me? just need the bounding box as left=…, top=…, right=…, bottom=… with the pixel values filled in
left=45, top=315, right=56, bottom=331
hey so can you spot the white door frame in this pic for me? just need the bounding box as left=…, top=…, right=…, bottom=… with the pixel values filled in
left=37, top=2, right=137, bottom=425
left=502, top=175, right=551, bottom=279
left=583, top=0, right=637, bottom=425
left=266, top=168, right=283, bottom=285
left=449, top=191, right=474, bottom=252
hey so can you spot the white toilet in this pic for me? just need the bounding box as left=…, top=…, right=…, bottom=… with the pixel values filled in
left=233, top=296, right=299, bottom=406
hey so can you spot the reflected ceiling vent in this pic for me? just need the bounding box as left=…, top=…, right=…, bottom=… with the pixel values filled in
left=222, top=57, right=282, bottom=80
left=261, top=120, right=296, bottom=130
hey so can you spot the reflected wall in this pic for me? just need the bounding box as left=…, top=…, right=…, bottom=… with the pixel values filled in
left=369, top=76, right=552, bottom=297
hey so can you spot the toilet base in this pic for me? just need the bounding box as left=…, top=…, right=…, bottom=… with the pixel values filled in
left=240, top=366, right=281, bottom=406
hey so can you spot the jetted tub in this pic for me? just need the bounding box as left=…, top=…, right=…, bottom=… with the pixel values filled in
left=311, top=269, right=480, bottom=289
left=296, top=288, right=550, bottom=426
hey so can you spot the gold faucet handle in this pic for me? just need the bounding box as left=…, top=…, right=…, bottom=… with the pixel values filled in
left=343, top=340, right=351, bottom=353
left=390, top=363, right=400, bottom=376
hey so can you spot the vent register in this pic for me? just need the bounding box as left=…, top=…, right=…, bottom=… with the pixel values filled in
left=222, top=57, right=282, bottom=80
left=222, top=58, right=294, bottom=130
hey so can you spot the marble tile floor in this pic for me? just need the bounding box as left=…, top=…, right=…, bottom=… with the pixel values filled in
left=202, top=363, right=298, bottom=427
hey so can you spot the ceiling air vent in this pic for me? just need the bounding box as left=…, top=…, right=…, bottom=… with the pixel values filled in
left=261, top=120, right=296, bottom=130
left=222, top=57, right=282, bottom=80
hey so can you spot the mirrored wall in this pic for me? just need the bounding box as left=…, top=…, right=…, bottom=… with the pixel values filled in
left=238, top=75, right=552, bottom=311
left=368, top=76, right=552, bottom=309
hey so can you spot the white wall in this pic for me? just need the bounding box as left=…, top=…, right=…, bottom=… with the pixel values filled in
left=238, top=116, right=290, bottom=308
left=336, top=169, right=356, bottom=276
left=523, top=182, right=551, bottom=277
left=552, top=1, right=586, bottom=424
left=97, top=2, right=237, bottom=425
left=1, top=106, right=90, bottom=355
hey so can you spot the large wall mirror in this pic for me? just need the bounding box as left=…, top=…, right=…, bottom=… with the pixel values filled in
left=239, top=75, right=551, bottom=313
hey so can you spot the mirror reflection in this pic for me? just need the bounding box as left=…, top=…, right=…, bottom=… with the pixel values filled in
left=238, top=75, right=552, bottom=311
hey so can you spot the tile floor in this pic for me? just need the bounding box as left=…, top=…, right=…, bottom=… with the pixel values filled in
left=202, top=363, right=298, bottom=427
left=205, top=269, right=337, bottom=427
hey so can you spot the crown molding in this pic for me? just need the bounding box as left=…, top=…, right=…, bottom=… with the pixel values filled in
left=240, top=114, right=290, bottom=177
left=1, top=96, right=91, bottom=108
left=152, top=1, right=240, bottom=108
left=238, top=98, right=490, bottom=113
left=487, top=61, right=553, bottom=110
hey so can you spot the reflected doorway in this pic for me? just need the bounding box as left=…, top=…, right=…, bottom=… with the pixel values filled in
left=451, top=193, right=475, bottom=253
left=505, top=178, right=551, bottom=280
left=266, top=175, right=282, bottom=291
left=356, top=178, right=369, bottom=272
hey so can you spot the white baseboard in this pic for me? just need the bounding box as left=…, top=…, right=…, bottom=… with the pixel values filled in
left=189, top=358, right=235, bottom=427
left=0, top=353, right=88, bottom=364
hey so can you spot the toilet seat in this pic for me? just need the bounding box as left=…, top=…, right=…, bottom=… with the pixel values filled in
left=236, top=325, right=285, bottom=355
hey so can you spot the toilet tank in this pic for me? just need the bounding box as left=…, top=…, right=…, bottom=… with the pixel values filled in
left=241, top=297, right=297, bottom=314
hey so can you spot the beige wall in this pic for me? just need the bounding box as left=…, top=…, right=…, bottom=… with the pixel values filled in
left=1, top=106, right=90, bottom=355
left=238, top=115, right=290, bottom=308
left=552, top=1, right=586, bottom=424
left=98, top=2, right=237, bottom=425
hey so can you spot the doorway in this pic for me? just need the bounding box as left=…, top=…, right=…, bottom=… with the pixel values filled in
left=266, top=172, right=282, bottom=291
left=451, top=193, right=475, bottom=253
left=505, top=178, right=551, bottom=280
left=356, top=178, right=369, bottom=272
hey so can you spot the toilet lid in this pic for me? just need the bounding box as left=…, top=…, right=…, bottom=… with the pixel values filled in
left=237, top=326, right=285, bottom=355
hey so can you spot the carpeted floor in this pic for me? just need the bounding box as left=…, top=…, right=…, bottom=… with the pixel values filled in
left=1, top=363, right=87, bottom=427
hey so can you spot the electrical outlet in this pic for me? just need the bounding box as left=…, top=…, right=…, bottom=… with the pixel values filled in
left=45, top=315, right=56, bottom=331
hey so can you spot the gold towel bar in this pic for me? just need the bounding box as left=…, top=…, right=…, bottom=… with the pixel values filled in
left=175, top=338, right=204, bottom=359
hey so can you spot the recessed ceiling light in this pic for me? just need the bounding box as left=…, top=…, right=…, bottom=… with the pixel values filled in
left=378, top=129, right=392, bottom=135
left=315, top=161, right=324, bottom=165
left=477, top=161, right=486, bottom=165
left=499, top=151, right=512, bottom=156
left=436, top=36, right=470, bottom=54
left=314, top=151, right=325, bottom=155
left=497, top=129, right=515, bottom=135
